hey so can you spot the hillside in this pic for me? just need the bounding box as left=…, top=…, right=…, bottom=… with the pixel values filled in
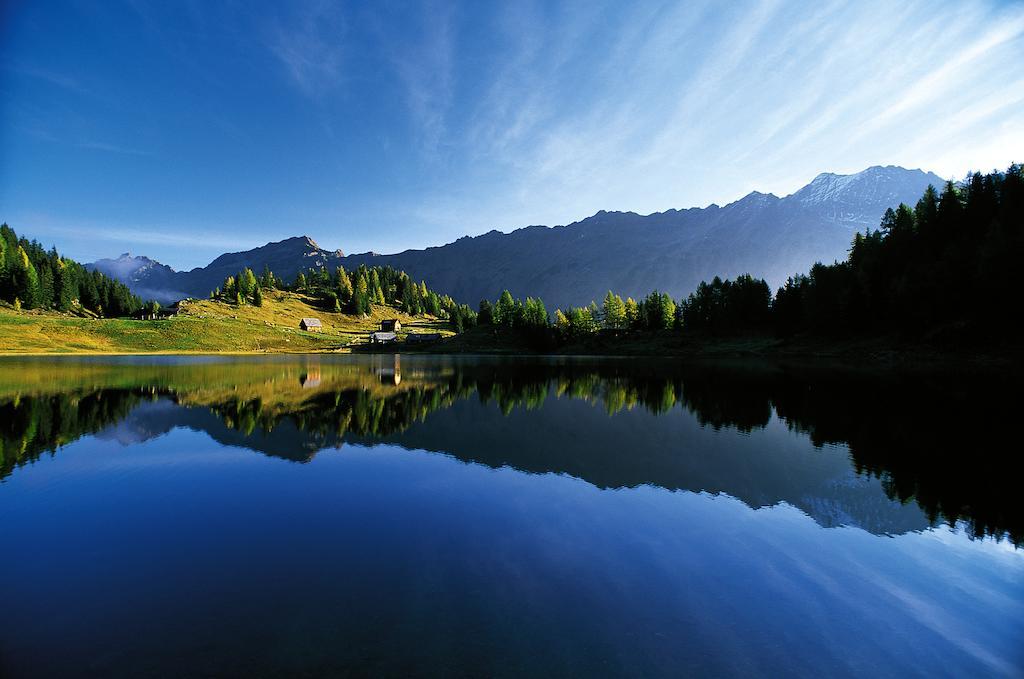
left=1, top=223, right=144, bottom=317
left=95, top=166, right=945, bottom=309
left=0, top=290, right=449, bottom=354
left=90, top=236, right=344, bottom=304
left=339, top=166, right=944, bottom=311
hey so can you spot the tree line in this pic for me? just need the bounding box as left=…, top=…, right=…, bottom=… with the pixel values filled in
left=214, top=262, right=479, bottom=330
left=0, top=223, right=146, bottom=317
left=473, top=164, right=1022, bottom=343
left=773, top=164, right=1022, bottom=337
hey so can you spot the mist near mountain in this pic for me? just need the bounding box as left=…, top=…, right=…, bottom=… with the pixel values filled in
left=89, top=237, right=344, bottom=305
left=91, top=166, right=944, bottom=308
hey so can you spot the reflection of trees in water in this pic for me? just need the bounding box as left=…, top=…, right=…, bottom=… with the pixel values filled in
left=0, top=389, right=149, bottom=480
left=0, top=361, right=1018, bottom=543
left=207, top=386, right=467, bottom=442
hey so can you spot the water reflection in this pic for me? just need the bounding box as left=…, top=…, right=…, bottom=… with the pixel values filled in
left=0, top=355, right=1019, bottom=543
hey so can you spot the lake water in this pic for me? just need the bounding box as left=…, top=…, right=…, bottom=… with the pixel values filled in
left=0, top=355, right=1021, bottom=677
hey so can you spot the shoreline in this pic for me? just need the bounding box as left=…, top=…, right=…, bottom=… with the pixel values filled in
left=2, top=342, right=1019, bottom=374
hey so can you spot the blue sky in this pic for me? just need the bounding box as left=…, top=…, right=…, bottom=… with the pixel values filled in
left=1, top=0, right=1022, bottom=270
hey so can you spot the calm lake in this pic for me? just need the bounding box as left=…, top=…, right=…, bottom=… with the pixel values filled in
left=0, top=355, right=1021, bottom=677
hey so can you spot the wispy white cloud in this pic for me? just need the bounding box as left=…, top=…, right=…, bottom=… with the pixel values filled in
left=4, top=0, right=1022, bottom=263
left=4, top=64, right=88, bottom=94
left=385, top=2, right=457, bottom=160
left=848, top=10, right=1024, bottom=144
left=76, top=140, right=153, bottom=156
left=267, top=2, right=347, bottom=96
left=4, top=212, right=259, bottom=269
left=25, top=220, right=249, bottom=251
left=405, top=0, right=1024, bottom=241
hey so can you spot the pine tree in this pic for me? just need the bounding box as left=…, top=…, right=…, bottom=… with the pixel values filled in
left=569, top=306, right=597, bottom=335
left=54, top=259, right=76, bottom=311
left=11, top=246, right=40, bottom=309
left=261, top=265, right=276, bottom=289
left=239, top=268, right=257, bottom=298
left=495, top=290, right=516, bottom=328
left=401, top=280, right=416, bottom=314
left=915, top=185, right=938, bottom=231
left=38, top=261, right=55, bottom=309
left=603, top=291, right=626, bottom=329
left=354, top=273, right=370, bottom=315
left=554, top=309, right=570, bottom=332
left=624, top=297, right=640, bottom=329
left=335, top=266, right=353, bottom=304
left=522, top=297, right=548, bottom=328
left=659, top=293, right=676, bottom=330
left=478, top=299, right=494, bottom=325
left=0, top=236, right=7, bottom=282
left=253, top=285, right=263, bottom=307
left=369, top=270, right=384, bottom=306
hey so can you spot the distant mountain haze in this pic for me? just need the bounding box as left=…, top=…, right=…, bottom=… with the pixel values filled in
left=89, top=236, right=345, bottom=305
left=90, top=166, right=944, bottom=308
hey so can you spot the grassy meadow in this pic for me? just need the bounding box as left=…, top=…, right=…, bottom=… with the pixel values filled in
left=0, top=290, right=450, bottom=354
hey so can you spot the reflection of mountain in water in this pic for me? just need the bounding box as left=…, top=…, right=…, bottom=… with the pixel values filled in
left=0, top=356, right=1019, bottom=543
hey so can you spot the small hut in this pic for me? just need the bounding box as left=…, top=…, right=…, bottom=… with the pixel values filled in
left=369, top=331, right=397, bottom=344
left=380, top=319, right=401, bottom=332
left=299, top=318, right=323, bottom=332
left=406, top=332, right=442, bottom=344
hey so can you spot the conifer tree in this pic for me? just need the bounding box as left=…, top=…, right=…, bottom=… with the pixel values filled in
left=603, top=291, right=626, bottom=329
left=523, top=297, right=548, bottom=328
left=401, top=279, right=416, bottom=314
left=260, top=265, right=276, bottom=289
left=624, top=297, right=639, bottom=329
left=11, top=246, right=40, bottom=309
left=336, top=266, right=353, bottom=304
left=369, top=270, right=384, bottom=305
left=353, top=272, right=370, bottom=315
left=239, top=268, right=257, bottom=298
left=495, top=290, right=516, bottom=328
left=554, top=309, right=570, bottom=332
left=659, top=293, right=676, bottom=330
left=38, top=262, right=55, bottom=309
left=478, top=299, right=494, bottom=325
left=55, top=259, right=75, bottom=311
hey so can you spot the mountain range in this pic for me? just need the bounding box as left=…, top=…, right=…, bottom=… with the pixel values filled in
left=89, top=165, right=945, bottom=309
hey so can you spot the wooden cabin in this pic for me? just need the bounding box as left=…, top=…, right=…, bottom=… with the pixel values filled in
left=369, top=331, right=398, bottom=344
left=299, top=318, right=323, bottom=332
left=406, top=332, right=442, bottom=344
left=379, top=319, right=401, bottom=332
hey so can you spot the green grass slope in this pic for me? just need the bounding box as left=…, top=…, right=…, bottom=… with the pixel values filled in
left=0, top=290, right=450, bottom=354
